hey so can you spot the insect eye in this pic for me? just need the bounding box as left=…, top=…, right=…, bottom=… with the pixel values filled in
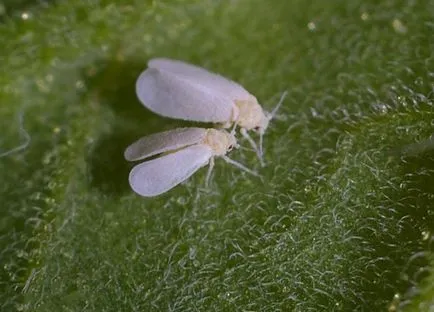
left=228, top=144, right=234, bottom=151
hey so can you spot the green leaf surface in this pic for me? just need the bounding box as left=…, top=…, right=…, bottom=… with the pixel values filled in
left=1, top=0, right=433, bottom=311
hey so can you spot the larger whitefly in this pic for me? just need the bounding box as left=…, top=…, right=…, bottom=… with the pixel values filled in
left=135, top=58, right=287, bottom=165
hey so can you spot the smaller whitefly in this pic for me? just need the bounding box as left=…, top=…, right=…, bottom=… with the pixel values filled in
left=135, top=58, right=287, bottom=165
left=124, top=127, right=259, bottom=197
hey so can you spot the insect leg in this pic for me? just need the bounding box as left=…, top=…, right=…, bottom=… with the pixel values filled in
left=205, top=157, right=215, bottom=187
left=222, top=155, right=262, bottom=179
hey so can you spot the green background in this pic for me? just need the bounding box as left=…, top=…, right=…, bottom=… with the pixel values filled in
left=1, top=0, right=433, bottom=311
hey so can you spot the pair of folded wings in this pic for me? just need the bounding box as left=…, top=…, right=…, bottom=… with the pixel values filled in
left=136, top=58, right=252, bottom=123
left=126, top=128, right=212, bottom=197
left=129, top=144, right=212, bottom=197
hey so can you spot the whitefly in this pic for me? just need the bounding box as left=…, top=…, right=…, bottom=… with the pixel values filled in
left=135, top=58, right=287, bottom=166
left=124, top=127, right=259, bottom=197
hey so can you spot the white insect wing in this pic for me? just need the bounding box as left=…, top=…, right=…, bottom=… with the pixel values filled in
left=124, top=127, right=207, bottom=161
left=129, top=144, right=213, bottom=197
left=148, top=58, right=251, bottom=101
left=136, top=68, right=234, bottom=123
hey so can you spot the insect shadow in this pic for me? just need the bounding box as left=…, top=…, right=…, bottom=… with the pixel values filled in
left=84, top=58, right=185, bottom=196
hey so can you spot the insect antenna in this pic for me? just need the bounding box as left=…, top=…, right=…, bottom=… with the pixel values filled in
left=270, top=90, right=288, bottom=120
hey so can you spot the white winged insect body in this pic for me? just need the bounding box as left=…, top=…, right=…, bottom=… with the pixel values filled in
left=135, top=58, right=287, bottom=165
left=125, top=127, right=258, bottom=197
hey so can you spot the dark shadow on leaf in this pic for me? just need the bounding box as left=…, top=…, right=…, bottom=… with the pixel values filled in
left=87, top=129, right=134, bottom=196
